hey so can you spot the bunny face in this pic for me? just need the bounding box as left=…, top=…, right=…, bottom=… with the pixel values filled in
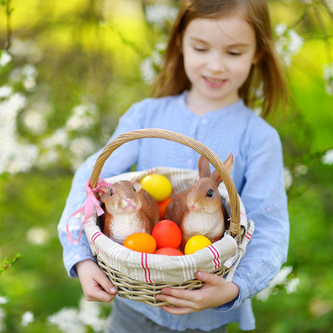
left=100, top=180, right=143, bottom=215
left=185, top=182, right=222, bottom=214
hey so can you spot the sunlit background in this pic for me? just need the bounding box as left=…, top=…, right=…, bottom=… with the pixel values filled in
left=0, top=1, right=332, bottom=332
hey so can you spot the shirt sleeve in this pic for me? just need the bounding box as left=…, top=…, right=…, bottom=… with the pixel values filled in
left=216, top=127, right=290, bottom=311
left=58, top=103, right=146, bottom=278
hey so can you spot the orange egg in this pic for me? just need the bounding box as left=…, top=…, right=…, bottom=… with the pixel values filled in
left=122, top=233, right=156, bottom=253
left=152, top=219, right=182, bottom=249
left=154, top=247, right=183, bottom=256
left=157, top=197, right=172, bottom=220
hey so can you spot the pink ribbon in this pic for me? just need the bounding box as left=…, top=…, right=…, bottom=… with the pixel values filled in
left=66, top=178, right=111, bottom=244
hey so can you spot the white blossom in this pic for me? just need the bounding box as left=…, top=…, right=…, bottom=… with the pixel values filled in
left=256, top=266, right=299, bottom=302
left=275, top=24, right=304, bottom=66
left=323, top=63, right=333, bottom=95
left=0, top=142, right=39, bottom=175
left=9, top=38, right=42, bottom=63
left=78, top=298, right=106, bottom=332
left=48, top=297, right=106, bottom=332
left=140, top=57, right=157, bottom=84
left=8, top=64, right=38, bottom=90
left=145, top=4, right=178, bottom=26
left=0, top=298, right=8, bottom=305
left=286, top=277, right=300, bottom=294
left=23, top=110, right=47, bottom=134
left=66, top=104, right=98, bottom=132
left=0, top=86, right=12, bottom=98
left=140, top=44, right=166, bottom=84
left=22, top=64, right=38, bottom=91
left=48, top=308, right=85, bottom=333
left=21, top=311, right=34, bottom=327
left=69, top=137, right=96, bottom=171
left=294, top=164, right=308, bottom=177
left=0, top=93, right=39, bottom=175
left=283, top=167, right=293, bottom=189
left=0, top=50, right=11, bottom=67
left=38, top=149, right=60, bottom=168
left=26, top=226, right=50, bottom=245
left=322, top=149, right=333, bottom=165
left=42, top=129, right=68, bottom=149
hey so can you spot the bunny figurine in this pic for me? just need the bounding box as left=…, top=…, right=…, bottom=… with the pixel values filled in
left=99, top=179, right=160, bottom=244
left=164, top=154, right=233, bottom=250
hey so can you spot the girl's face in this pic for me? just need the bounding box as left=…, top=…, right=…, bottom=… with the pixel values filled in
left=182, top=13, right=259, bottom=114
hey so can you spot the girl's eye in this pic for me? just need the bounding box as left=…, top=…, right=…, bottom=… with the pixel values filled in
left=228, top=51, right=241, bottom=56
left=206, top=189, right=214, bottom=198
left=132, top=185, right=137, bottom=192
left=194, top=46, right=207, bottom=52
left=109, top=188, right=114, bottom=196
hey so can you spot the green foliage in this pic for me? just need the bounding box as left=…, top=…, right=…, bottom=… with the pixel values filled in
left=0, top=253, right=22, bottom=276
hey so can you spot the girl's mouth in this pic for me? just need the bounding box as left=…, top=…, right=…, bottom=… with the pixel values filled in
left=203, top=76, right=227, bottom=88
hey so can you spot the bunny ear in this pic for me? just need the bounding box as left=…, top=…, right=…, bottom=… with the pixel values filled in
left=99, top=186, right=111, bottom=203
left=211, top=170, right=223, bottom=185
left=131, top=178, right=143, bottom=192
left=198, top=155, right=211, bottom=178
left=210, top=153, right=233, bottom=185
left=223, top=153, right=233, bottom=173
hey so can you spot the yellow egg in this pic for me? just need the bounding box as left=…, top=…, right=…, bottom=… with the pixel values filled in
left=140, top=174, right=172, bottom=202
left=184, top=235, right=212, bottom=255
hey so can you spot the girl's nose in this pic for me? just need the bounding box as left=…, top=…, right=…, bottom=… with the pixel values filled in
left=207, top=54, right=225, bottom=72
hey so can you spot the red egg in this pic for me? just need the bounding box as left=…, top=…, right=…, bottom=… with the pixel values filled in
left=154, top=247, right=183, bottom=256
left=152, top=219, right=182, bottom=249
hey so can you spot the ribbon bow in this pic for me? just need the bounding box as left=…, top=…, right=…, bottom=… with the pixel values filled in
left=66, top=177, right=111, bottom=244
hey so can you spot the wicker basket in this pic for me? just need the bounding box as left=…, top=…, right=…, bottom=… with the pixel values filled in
left=83, top=128, right=254, bottom=307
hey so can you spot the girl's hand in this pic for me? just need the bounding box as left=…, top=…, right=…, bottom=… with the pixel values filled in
left=76, top=259, right=117, bottom=303
left=155, top=271, right=239, bottom=315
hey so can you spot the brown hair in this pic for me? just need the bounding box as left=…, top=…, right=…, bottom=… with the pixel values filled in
left=152, top=0, right=288, bottom=117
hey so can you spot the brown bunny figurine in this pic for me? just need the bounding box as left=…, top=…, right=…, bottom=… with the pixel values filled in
left=99, top=179, right=160, bottom=244
left=164, top=154, right=233, bottom=250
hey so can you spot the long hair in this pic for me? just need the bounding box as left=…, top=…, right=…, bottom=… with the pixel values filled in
left=152, top=0, right=288, bottom=117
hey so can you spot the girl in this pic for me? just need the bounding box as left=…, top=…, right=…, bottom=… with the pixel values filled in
left=59, top=0, right=290, bottom=331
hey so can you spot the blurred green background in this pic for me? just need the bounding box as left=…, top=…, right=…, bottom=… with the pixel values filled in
left=0, top=0, right=332, bottom=332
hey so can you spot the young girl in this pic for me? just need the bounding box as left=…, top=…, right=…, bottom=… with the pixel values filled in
left=59, top=0, right=289, bottom=331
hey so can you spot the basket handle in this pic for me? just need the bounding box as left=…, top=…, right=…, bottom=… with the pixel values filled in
left=89, top=128, right=241, bottom=238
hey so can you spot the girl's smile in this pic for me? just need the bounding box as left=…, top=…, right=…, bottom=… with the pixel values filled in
left=202, top=76, right=227, bottom=88
left=182, top=14, right=260, bottom=115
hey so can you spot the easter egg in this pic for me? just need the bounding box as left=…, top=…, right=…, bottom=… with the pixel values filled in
left=122, top=233, right=156, bottom=253
left=157, top=197, right=172, bottom=220
left=184, top=235, right=212, bottom=255
left=141, top=174, right=172, bottom=202
left=154, top=247, right=183, bottom=256
left=152, top=219, right=182, bottom=249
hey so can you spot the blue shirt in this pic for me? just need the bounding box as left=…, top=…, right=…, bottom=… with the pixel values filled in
left=58, top=93, right=289, bottom=331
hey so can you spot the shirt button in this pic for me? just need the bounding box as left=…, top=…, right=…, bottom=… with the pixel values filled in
left=188, top=159, right=193, bottom=164
left=202, top=119, right=208, bottom=124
